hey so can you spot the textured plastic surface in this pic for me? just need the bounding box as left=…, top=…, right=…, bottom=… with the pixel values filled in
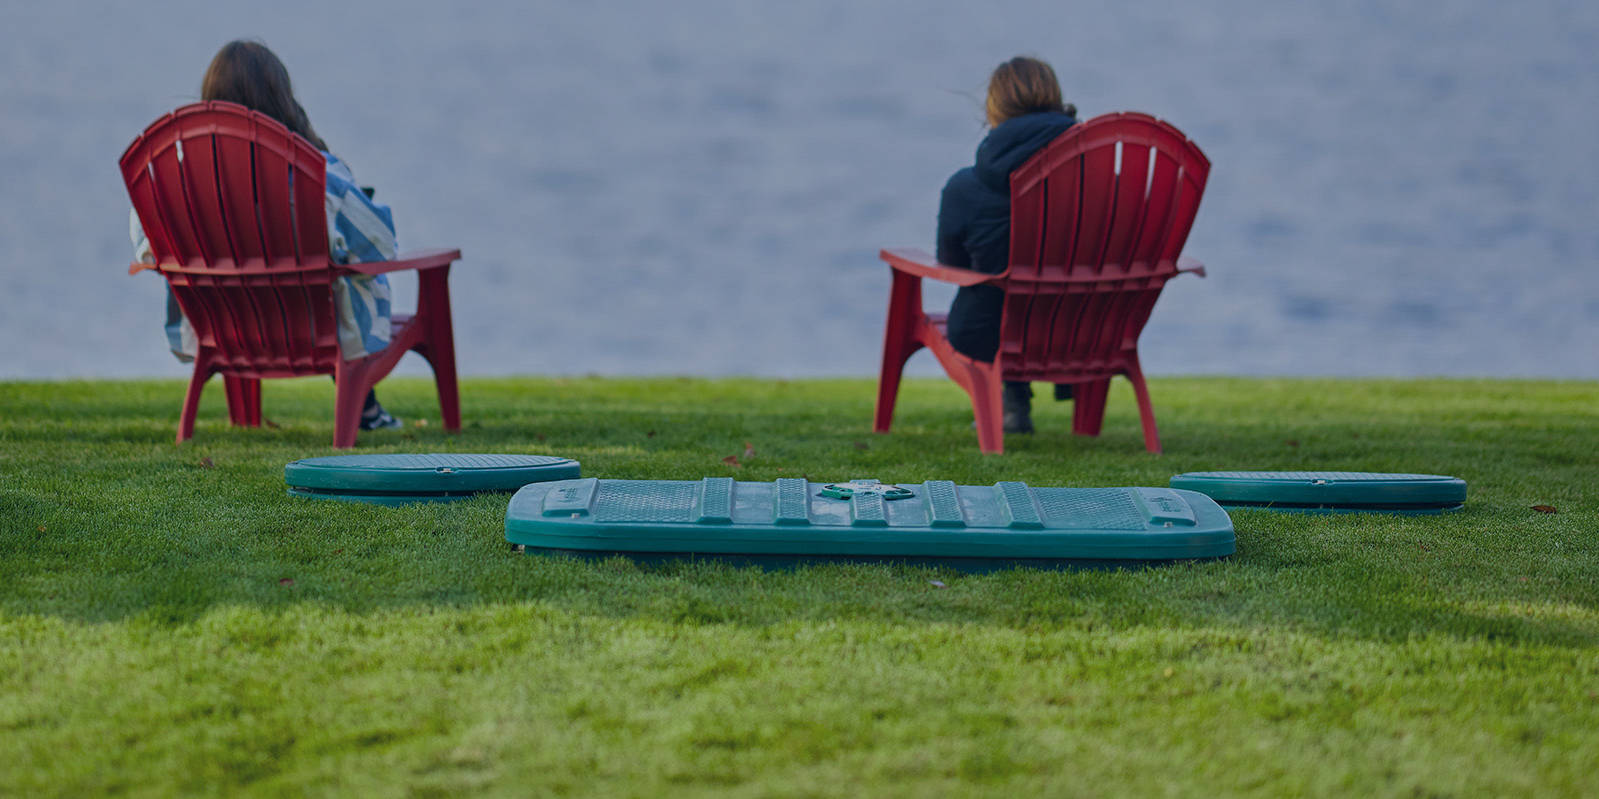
left=506, top=478, right=1234, bottom=561
left=120, top=101, right=462, bottom=448
left=287, top=453, right=579, bottom=503
left=285, top=488, right=476, bottom=506
left=1169, top=471, right=1466, bottom=513
left=875, top=113, right=1210, bottom=453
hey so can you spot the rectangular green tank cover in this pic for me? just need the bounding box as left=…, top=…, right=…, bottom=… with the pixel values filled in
left=505, top=478, right=1235, bottom=562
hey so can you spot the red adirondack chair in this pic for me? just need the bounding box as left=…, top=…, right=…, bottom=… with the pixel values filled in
left=874, top=112, right=1210, bottom=454
left=120, top=101, right=461, bottom=448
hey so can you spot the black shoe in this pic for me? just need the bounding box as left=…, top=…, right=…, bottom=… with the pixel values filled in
left=1003, top=382, right=1034, bottom=434
left=360, top=405, right=403, bottom=430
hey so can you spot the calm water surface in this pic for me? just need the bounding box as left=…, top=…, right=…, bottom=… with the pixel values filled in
left=3, top=1, right=1596, bottom=379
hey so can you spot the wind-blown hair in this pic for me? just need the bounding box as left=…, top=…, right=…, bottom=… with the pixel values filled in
left=985, top=56, right=1076, bottom=127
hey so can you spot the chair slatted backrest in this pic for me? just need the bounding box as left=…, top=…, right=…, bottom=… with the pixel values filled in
left=999, top=112, right=1209, bottom=381
left=120, top=101, right=340, bottom=375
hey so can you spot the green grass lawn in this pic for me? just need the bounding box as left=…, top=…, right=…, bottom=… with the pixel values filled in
left=1, top=375, right=1595, bottom=797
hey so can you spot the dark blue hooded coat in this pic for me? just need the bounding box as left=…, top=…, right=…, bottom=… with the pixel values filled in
left=937, top=111, right=1076, bottom=361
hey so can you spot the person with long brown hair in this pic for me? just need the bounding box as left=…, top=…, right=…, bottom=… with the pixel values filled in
left=132, top=40, right=403, bottom=429
left=936, top=56, right=1078, bottom=434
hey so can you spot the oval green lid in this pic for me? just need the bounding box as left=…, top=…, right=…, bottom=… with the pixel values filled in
left=1169, top=471, right=1465, bottom=511
left=286, top=453, right=580, bottom=502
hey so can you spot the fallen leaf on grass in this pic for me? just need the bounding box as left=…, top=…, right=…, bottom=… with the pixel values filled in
left=37, top=526, right=46, bottom=532
left=413, top=418, right=429, bottom=428
left=1284, top=440, right=1300, bottom=448
left=646, top=430, right=657, bottom=438
left=928, top=580, right=947, bottom=589
left=852, top=441, right=870, bottom=451
left=264, top=418, right=280, bottom=429
left=722, top=455, right=742, bottom=468
left=535, top=433, right=547, bottom=443
left=1531, top=505, right=1557, bottom=514
left=332, top=548, right=344, bottom=555
left=277, top=578, right=294, bottom=586
left=743, top=441, right=756, bottom=460
left=199, top=457, right=215, bottom=469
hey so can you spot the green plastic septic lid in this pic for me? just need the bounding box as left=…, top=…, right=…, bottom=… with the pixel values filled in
left=1169, top=471, right=1465, bottom=508
left=285, top=453, right=580, bottom=495
left=505, top=478, right=1236, bottom=561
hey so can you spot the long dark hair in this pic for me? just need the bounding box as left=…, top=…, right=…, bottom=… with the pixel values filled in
left=201, top=40, right=328, bottom=150
left=985, top=56, right=1076, bottom=128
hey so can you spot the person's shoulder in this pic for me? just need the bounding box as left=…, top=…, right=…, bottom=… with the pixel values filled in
left=943, top=165, right=1005, bottom=208
left=942, top=166, right=982, bottom=194
left=322, top=151, right=357, bottom=192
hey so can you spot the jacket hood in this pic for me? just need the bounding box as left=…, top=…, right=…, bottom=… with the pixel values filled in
left=972, top=111, right=1077, bottom=193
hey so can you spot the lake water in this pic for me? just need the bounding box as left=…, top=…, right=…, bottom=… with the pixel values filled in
left=3, top=0, right=1596, bottom=379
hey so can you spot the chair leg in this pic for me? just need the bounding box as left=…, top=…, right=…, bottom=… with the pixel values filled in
left=332, top=363, right=368, bottom=449
left=223, top=377, right=261, bottom=427
left=970, top=369, right=1006, bottom=455
left=1124, top=357, right=1161, bottom=453
left=178, top=358, right=213, bottom=445
left=222, top=378, right=242, bottom=426
left=1071, top=379, right=1111, bottom=437
left=244, top=379, right=261, bottom=426
left=874, top=272, right=925, bottom=434
left=417, top=267, right=461, bottom=432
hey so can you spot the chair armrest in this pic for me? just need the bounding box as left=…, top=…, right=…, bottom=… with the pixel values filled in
left=341, top=248, right=462, bottom=276
left=880, top=248, right=998, bottom=287
left=129, top=262, right=156, bottom=275
left=1177, top=255, right=1206, bottom=278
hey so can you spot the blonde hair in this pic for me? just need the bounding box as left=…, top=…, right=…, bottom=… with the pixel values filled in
left=985, top=56, right=1072, bottom=128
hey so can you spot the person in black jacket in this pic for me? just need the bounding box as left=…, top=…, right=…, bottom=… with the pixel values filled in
left=937, top=56, right=1077, bottom=434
